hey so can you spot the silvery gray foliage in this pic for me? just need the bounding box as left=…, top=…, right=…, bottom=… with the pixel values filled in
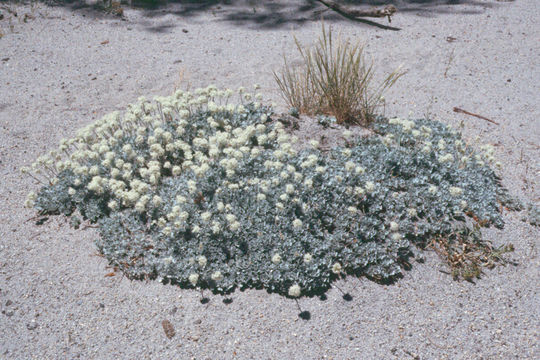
left=523, top=203, right=539, bottom=227
left=29, top=90, right=512, bottom=298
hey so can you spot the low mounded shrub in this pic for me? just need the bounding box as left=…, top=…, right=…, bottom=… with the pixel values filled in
left=23, top=86, right=514, bottom=298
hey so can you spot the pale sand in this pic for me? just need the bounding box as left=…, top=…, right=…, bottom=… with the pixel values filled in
left=0, top=1, right=538, bottom=358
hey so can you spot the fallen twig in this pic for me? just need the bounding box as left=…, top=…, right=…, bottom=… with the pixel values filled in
left=453, top=107, right=500, bottom=125
left=24, top=214, right=43, bottom=223
left=426, top=332, right=459, bottom=350
left=316, top=0, right=397, bottom=22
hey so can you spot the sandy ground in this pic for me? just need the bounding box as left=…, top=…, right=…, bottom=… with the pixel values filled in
left=0, top=0, right=539, bottom=358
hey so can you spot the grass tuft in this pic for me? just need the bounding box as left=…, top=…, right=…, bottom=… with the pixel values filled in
left=274, top=24, right=404, bottom=125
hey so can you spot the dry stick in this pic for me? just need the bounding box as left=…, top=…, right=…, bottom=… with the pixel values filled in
left=24, top=214, right=45, bottom=223
left=316, top=0, right=397, bottom=21
left=294, top=299, right=303, bottom=313
left=426, top=331, right=459, bottom=350
left=453, top=107, right=500, bottom=125
left=315, top=0, right=400, bottom=31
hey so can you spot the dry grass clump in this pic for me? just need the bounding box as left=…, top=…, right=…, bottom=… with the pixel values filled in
left=274, top=24, right=404, bottom=125
left=427, top=228, right=515, bottom=282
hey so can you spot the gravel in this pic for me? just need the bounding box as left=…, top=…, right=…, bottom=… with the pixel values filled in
left=1, top=0, right=538, bottom=359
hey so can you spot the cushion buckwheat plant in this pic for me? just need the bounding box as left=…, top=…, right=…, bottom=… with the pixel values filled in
left=23, top=85, right=516, bottom=298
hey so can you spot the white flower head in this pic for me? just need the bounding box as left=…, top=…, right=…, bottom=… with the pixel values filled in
left=161, top=226, right=172, bottom=236
left=225, top=213, right=237, bottom=223
left=355, top=166, right=365, bottom=175
left=407, top=208, right=417, bottom=217
left=211, top=271, right=223, bottom=282
left=389, top=221, right=399, bottom=232
left=197, top=255, right=207, bottom=267
left=201, top=211, right=212, bottom=222
left=152, top=195, right=162, bottom=206
left=285, top=184, right=295, bottom=194
left=179, top=211, right=189, bottom=221
left=188, top=273, right=199, bottom=286
left=438, top=139, right=446, bottom=150
left=25, top=192, right=36, bottom=208
left=251, top=147, right=261, bottom=157
left=354, top=187, right=365, bottom=196
left=108, top=200, right=118, bottom=211
left=217, top=202, right=225, bottom=212
left=332, top=262, right=342, bottom=274
left=438, top=153, right=454, bottom=164
left=135, top=200, right=146, bottom=213
left=292, top=219, right=303, bottom=229
left=288, top=284, right=301, bottom=297
left=365, top=181, right=375, bottom=193
left=229, top=221, right=240, bottom=232
left=176, top=195, right=186, bottom=203
left=272, top=253, right=282, bottom=265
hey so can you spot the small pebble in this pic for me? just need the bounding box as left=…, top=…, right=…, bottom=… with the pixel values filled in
left=194, top=319, right=201, bottom=325
left=162, top=319, right=175, bottom=339
left=5, top=300, right=12, bottom=307
left=27, top=321, right=38, bottom=330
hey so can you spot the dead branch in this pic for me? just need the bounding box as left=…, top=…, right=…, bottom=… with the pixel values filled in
left=453, top=107, right=500, bottom=125
left=316, top=0, right=397, bottom=23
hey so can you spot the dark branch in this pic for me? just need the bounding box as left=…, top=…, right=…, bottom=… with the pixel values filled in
left=315, top=0, right=397, bottom=23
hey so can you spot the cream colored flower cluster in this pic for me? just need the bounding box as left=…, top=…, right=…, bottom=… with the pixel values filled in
left=387, top=117, right=441, bottom=152
left=22, top=85, right=266, bottom=212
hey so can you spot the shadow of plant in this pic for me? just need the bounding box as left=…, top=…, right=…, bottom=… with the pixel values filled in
left=5, top=0, right=511, bottom=30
